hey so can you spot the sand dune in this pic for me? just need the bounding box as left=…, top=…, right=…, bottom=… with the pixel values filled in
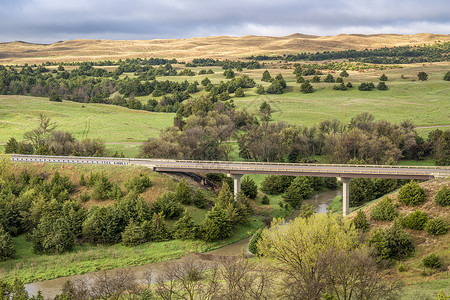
left=0, top=33, right=449, bottom=64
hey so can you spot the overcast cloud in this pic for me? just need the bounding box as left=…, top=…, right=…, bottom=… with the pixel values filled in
left=0, top=0, right=449, bottom=43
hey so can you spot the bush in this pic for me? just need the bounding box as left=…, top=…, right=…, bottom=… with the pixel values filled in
left=173, top=210, right=197, bottom=240
left=424, top=218, right=448, bottom=235
left=193, top=190, right=208, bottom=209
left=200, top=206, right=233, bottom=242
left=370, top=197, right=398, bottom=221
left=397, top=181, right=426, bottom=206
left=379, top=74, right=388, bottom=81
left=234, top=87, right=245, bottom=97
left=121, top=219, right=146, bottom=246
left=369, top=222, right=415, bottom=260
left=401, top=210, right=428, bottom=230
left=241, top=176, right=257, bottom=199
left=151, top=192, right=184, bottom=219
left=434, top=186, right=450, bottom=206
left=417, top=71, right=428, bottom=81
left=125, top=174, right=152, bottom=193
left=444, top=71, right=450, bottom=81
left=352, top=210, right=370, bottom=231
left=248, top=228, right=263, bottom=255
left=422, top=253, right=442, bottom=269
left=358, top=82, right=375, bottom=91
left=282, top=177, right=314, bottom=209
left=377, top=82, right=388, bottom=90
left=0, top=226, right=14, bottom=261
left=261, top=194, right=270, bottom=205
left=300, top=80, right=313, bottom=93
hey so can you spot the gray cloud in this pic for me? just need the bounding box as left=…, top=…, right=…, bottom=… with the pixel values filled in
left=0, top=0, right=449, bottom=43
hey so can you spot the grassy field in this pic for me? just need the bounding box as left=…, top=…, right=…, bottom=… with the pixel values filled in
left=0, top=95, right=174, bottom=156
left=1, top=63, right=449, bottom=160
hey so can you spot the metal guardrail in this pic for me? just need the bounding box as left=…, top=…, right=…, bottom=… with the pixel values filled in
left=8, top=154, right=450, bottom=178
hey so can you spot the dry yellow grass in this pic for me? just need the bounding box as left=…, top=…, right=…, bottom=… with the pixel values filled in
left=1, top=33, right=449, bottom=64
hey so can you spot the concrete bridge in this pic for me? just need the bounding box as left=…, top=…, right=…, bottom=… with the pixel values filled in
left=10, top=154, right=450, bottom=216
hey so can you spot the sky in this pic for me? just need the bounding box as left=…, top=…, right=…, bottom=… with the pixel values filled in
left=0, top=0, right=449, bottom=43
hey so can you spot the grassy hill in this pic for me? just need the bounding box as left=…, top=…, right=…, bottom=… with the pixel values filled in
left=348, top=178, right=450, bottom=299
left=1, top=33, right=449, bottom=64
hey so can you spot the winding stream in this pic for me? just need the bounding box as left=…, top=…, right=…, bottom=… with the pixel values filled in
left=25, top=189, right=341, bottom=298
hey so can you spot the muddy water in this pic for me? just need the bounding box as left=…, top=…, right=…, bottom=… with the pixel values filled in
left=25, top=189, right=340, bottom=299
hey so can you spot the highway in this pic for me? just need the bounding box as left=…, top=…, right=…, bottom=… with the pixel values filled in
left=10, top=154, right=450, bottom=216
left=9, top=154, right=450, bottom=180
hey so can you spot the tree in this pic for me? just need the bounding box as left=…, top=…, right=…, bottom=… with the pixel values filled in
left=379, top=73, right=388, bottom=81
left=324, top=73, right=335, bottom=82
left=4, top=137, right=18, bottom=153
left=241, top=176, right=258, bottom=199
left=121, top=219, right=146, bottom=246
left=352, top=210, right=370, bottom=231
left=377, top=81, right=389, bottom=90
left=259, top=101, right=272, bottom=122
left=282, top=177, right=314, bottom=209
left=397, top=181, right=426, bottom=206
left=296, top=75, right=305, bottom=83
left=223, top=69, right=235, bottom=79
left=234, top=87, right=244, bottom=97
left=0, top=225, right=14, bottom=261
left=30, top=217, right=74, bottom=254
left=49, top=89, right=62, bottom=102
left=444, top=71, right=450, bottom=81
left=401, top=210, right=428, bottom=230
left=335, top=77, right=343, bottom=83
left=216, top=182, right=234, bottom=208
left=311, top=75, right=320, bottom=83
left=435, top=186, right=450, bottom=206
left=339, top=70, right=349, bottom=77
left=173, top=209, right=197, bottom=239
left=369, top=221, right=414, bottom=261
left=300, top=80, right=313, bottom=93
left=370, top=197, right=398, bottom=221
left=173, top=179, right=192, bottom=205
left=261, top=70, right=272, bottom=82
left=258, top=214, right=359, bottom=300
left=255, top=84, right=265, bottom=94
left=266, top=80, right=284, bottom=94
left=417, top=71, right=428, bottom=81
left=201, top=206, right=233, bottom=241
left=201, top=77, right=211, bottom=86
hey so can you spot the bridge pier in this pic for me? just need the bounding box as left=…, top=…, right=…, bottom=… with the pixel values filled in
left=227, top=174, right=243, bottom=198
left=338, top=177, right=351, bottom=216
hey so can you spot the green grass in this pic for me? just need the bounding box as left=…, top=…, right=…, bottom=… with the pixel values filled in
left=0, top=95, right=173, bottom=157
left=0, top=217, right=262, bottom=284
left=400, top=278, right=449, bottom=300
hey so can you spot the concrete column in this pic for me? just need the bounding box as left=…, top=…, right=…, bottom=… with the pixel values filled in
left=338, top=177, right=351, bottom=216
left=227, top=174, right=243, bottom=198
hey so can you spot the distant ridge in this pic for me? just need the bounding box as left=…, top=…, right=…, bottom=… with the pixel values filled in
left=0, top=33, right=449, bottom=64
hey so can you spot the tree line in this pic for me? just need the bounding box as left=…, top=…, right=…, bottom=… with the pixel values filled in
left=248, top=41, right=450, bottom=64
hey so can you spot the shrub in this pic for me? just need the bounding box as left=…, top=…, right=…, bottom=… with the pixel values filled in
left=444, top=71, right=450, bottom=81
left=193, top=190, right=208, bottom=209
left=200, top=206, right=233, bottom=242
left=352, top=210, right=370, bottom=231
left=300, top=80, right=313, bottom=93
left=417, top=71, right=428, bottom=81
left=324, top=74, right=335, bottom=82
left=234, top=87, right=245, bottom=97
left=173, top=179, right=192, bottom=205
left=358, top=82, right=375, bottom=91
left=397, top=181, right=426, bottom=206
left=401, top=210, right=428, bottom=230
left=125, top=174, right=152, bottom=193
left=0, top=226, right=14, bottom=261
left=369, top=222, right=415, bottom=260
left=151, top=192, right=184, bottom=219
left=379, top=74, right=388, bottom=81
left=422, top=253, right=442, bottom=269
left=248, top=228, right=263, bottom=255
left=261, top=194, right=270, bottom=205
left=241, top=176, right=257, bottom=199
left=377, top=82, right=388, bottom=90
left=370, top=197, right=398, bottom=221
left=424, top=218, right=448, bottom=235
left=434, top=186, right=450, bottom=206
left=173, top=210, right=197, bottom=240
left=121, top=219, right=146, bottom=246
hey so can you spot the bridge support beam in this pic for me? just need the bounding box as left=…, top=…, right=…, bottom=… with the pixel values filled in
left=338, top=177, right=351, bottom=216
left=227, top=174, right=243, bottom=198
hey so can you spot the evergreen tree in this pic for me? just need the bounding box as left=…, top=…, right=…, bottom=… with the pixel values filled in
left=417, top=71, right=428, bottom=81
left=444, top=71, right=450, bottom=81
left=256, top=84, right=265, bottom=94
left=300, top=80, right=313, bottom=93
left=296, top=75, right=305, bottom=83
left=234, top=87, right=245, bottom=97
left=30, top=217, right=74, bottom=254
left=201, top=206, right=233, bottom=241
left=0, top=225, right=14, bottom=261
left=201, top=77, right=211, bottom=86
left=173, top=179, right=192, bottom=205
left=377, top=81, right=389, bottom=90
left=173, top=209, right=197, bottom=239
left=283, top=177, right=314, bottom=209
left=261, top=70, right=272, bottom=82
left=241, top=176, right=258, bottom=199
left=216, top=182, right=234, bottom=208
left=121, top=219, right=146, bottom=246
left=379, top=73, right=388, bottom=81
left=145, top=213, right=170, bottom=242
left=339, top=70, right=349, bottom=77
left=324, top=74, right=335, bottom=82
left=311, top=75, right=320, bottom=83
left=4, top=137, right=18, bottom=153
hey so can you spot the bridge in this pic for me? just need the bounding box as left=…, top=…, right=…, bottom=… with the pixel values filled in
left=10, top=154, right=450, bottom=216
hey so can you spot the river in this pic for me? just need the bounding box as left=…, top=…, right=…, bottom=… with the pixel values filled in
left=25, top=189, right=341, bottom=298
